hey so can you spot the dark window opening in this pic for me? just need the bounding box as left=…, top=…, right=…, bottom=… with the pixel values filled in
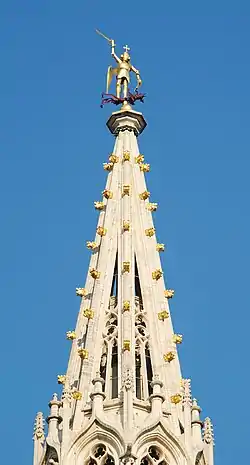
left=135, top=345, right=142, bottom=399
left=134, top=256, right=142, bottom=299
left=111, top=254, right=118, bottom=297
left=100, top=345, right=107, bottom=391
left=179, top=421, right=184, bottom=434
left=145, top=343, right=153, bottom=396
left=111, top=341, right=118, bottom=398
left=149, top=447, right=160, bottom=461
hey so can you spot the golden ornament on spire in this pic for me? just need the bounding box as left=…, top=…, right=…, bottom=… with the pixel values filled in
left=78, top=348, right=89, bottom=360
left=158, top=310, right=169, bottom=321
left=156, top=243, right=165, bottom=252
left=76, top=287, right=87, bottom=297
left=102, top=189, right=113, bottom=199
left=89, top=268, right=100, bottom=279
left=135, top=154, right=144, bottom=164
left=152, top=269, right=163, bottom=280
left=123, top=185, right=130, bottom=196
left=94, top=201, right=104, bottom=210
left=139, top=163, right=150, bottom=172
left=66, top=331, right=76, bottom=341
left=123, top=220, right=130, bottom=231
left=173, top=334, right=183, bottom=344
left=86, top=241, right=97, bottom=250
left=96, top=29, right=142, bottom=99
left=103, top=162, right=113, bottom=171
left=139, top=191, right=150, bottom=200
left=97, top=226, right=107, bottom=236
left=146, top=202, right=158, bottom=212
left=57, top=375, right=66, bottom=385
left=109, top=154, right=119, bottom=163
left=123, top=150, right=130, bottom=161
left=72, top=391, right=82, bottom=401
left=164, top=351, right=175, bottom=362
left=165, top=289, right=175, bottom=299
left=145, top=227, right=155, bottom=237
left=171, top=394, right=182, bottom=404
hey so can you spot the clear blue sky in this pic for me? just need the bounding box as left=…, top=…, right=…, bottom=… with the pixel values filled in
left=0, top=1, right=249, bottom=464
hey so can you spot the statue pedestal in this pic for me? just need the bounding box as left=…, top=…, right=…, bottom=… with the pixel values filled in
left=107, top=108, right=147, bottom=136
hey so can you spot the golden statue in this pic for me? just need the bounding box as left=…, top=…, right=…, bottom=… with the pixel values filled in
left=96, top=29, right=142, bottom=100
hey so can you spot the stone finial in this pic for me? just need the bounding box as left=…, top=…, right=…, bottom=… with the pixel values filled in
left=203, top=417, right=214, bottom=445
left=48, top=393, right=62, bottom=417
left=46, top=393, right=62, bottom=442
left=33, top=412, right=45, bottom=440
left=90, top=373, right=106, bottom=414
left=192, top=398, right=201, bottom=419
left=191, top=398, right=203, bottom=445
left=149, top=376, right=165, bottom=415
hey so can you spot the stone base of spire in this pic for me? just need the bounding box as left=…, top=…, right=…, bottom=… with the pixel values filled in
left=107, top=108, right=147, bottom=136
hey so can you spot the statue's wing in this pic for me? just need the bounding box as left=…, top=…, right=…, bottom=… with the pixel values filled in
left=106, top=66, right=117, bottom=93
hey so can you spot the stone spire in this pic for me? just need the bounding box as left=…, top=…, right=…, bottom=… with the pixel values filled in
left=33, top=106, right=215, bottom=465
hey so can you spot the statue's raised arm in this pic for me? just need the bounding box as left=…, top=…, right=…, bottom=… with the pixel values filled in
left=111, top=40, right=121, bottom=64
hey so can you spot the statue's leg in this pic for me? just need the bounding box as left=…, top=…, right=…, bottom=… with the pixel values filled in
left=116, top=79, right=121, bottom=98
left=123, top=79, right=128, bottom=99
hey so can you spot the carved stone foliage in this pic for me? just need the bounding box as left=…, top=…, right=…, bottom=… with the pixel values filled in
left=85, top=444, right=115, bottom=465
left=123, top=368, right=134, bottom=390
left=140, top=446, right=168, bottom=465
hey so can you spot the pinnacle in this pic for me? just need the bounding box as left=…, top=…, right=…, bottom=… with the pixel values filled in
left=203, top=417, right=214, bottom=444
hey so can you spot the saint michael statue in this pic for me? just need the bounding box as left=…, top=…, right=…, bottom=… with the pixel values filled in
left=96, top=29, right=143, bottom=103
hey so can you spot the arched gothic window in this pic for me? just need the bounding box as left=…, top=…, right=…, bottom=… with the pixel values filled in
left=85, top=445, right=115, bottom=465
left=140, top=446, right=167, bottom=465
